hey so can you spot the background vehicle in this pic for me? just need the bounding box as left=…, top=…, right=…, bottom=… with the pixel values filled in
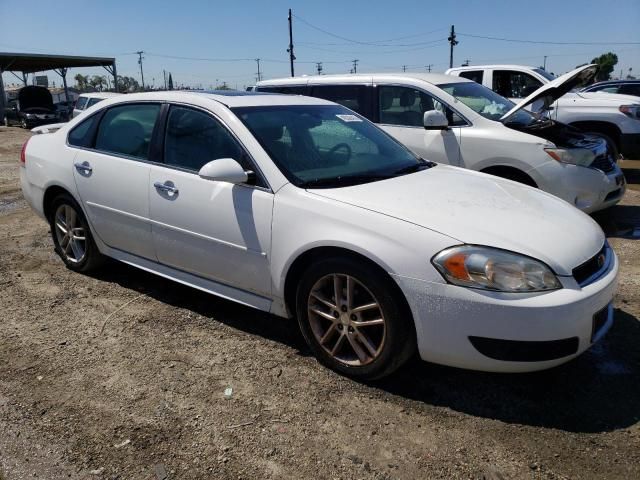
left=54, top=100, right=75, bottom=121
left=581, top=80, right=640, bottom=97
left=72, top=92, right=121, bottom=118
left=3, top=86, right=59, bottom=128
left=446, top=65, right=640, bottom=158
left=257, top=66, right=625, bottom=213
left=19, top=91, right=617, bottom=379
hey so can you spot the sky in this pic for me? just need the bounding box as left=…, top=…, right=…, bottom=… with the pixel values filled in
left=1, top=0, right=639, bottom=90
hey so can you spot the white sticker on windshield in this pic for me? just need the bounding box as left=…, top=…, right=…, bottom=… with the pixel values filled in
left=336, top=114, right=362, bottom=122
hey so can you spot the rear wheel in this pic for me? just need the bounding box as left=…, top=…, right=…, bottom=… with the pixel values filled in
left=296, top=256, right=416, bottom=380
left=48, top=194, right=105, bottom=272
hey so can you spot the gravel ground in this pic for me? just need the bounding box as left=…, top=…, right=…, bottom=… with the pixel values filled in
left=0, top=125, right=639, bottom=480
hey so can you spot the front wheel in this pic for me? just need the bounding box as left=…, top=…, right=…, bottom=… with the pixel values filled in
left=296, top=257, right=416, bottom=380
left=48, top=194, right=105, bottom=272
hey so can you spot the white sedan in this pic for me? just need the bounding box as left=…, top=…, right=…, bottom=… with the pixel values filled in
left=19, top=91, right=618, bottom=379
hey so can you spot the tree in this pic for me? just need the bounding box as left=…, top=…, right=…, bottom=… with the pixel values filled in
left=168, top=73, right=174, bottom=91
left=590, top=52, right=618, bottom=81
left=74, top=74, right=89, bottom=91
left=116, top=75, right=140, bottom=93
left=89, top=75, right=107, bottom=92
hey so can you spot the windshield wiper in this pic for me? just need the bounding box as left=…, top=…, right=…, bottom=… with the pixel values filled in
left=393, top=159, right=436, bottom=175
left=300, top=173, right=395, bottom=189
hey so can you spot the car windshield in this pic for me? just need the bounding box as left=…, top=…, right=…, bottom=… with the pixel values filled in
left=438, top=81, right=538, bottom=126
left=233, top=105, right=432, bottom=188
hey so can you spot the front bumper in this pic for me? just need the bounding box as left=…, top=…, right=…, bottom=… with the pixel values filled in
left=393, top=249, right=618, bottom=372
left=535, top=161, right=626, bottom=213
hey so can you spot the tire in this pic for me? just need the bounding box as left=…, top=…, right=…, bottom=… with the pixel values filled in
left=20, top=118, right=28, bottom=129
left=296, top=256, right=416, bottom=380
left=48, top=194, right=105, bottom=272
left=3, top=117, right=8, bottom=127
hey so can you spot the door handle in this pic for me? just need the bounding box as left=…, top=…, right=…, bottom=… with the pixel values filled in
left=154, top=181, right=179, bottom=196
left=74, top=161, right=92, bottom=174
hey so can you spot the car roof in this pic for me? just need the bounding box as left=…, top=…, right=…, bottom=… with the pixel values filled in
left=98, top=90, right=336, bottom=107
left=587, top=80, right=640, bottom=86
left=79, top=92, right=122, bottom=99
left=257, top=72, right=471, bottom=87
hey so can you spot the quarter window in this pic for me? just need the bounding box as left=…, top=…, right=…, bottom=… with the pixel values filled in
left=68, top=113, right=100, bottom=147
left=95, top=103, right=160, bottom=160
left=378, top=86, right=465, bottom=127
left=87, top=97, right=104, bottom=108
left=492, top=70, right=542, bottom=99
left=75, top=97, right=88, bottom=110
left=164, top=106, right=246, bottom=172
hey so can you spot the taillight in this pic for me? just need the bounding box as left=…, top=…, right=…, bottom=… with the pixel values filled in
left=20, top=137, right=30, bottom=166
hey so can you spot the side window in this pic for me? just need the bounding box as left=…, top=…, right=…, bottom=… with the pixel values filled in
left=164, top=106, right=246, bottom=172
left=257, top=86, right=306, bottom=95
left=493, top=70, right=543, bottom=99
left=620, top=85, right=640, bottom=96
left=459, top=70, right=484, bottom=84
left=310, top=85, right=372, bottom=118
left=75, top=97, right=88, bottom=110
left=95, top=104, right=160, bottom=160
left=378, top=86, right=466, bottom=127
left=68, top=113, right=100, bottom=147
left=87, top=97, right=104, bottom=108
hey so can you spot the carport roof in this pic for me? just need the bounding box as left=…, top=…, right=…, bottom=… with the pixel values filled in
left=0, top=52, right=115, bottom=73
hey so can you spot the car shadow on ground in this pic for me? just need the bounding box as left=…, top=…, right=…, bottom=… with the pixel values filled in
left=592, top=204, right=640, bottom=239
left=89, top=262, right=640, bottom=435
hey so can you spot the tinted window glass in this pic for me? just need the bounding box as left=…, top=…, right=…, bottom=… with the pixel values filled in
left=164, top=106, right=245, bottom=172
left=620, top=84, right=640, bottom=96
left=68, top=113, right=100, bottom=147
left=459, top=70, right=483, bottom=84
left=310, top=85, right=371, bottom=118
left=493, top=70, right=543, bottom=98
left=95, top=104, right=160, bottom=159
left=87, top=97, right=104, bottom=107
left=378, top=86, right=466, bottom=127
left=75, top=97, right=88, bottom=110
left=257, top=86, right=307, bottom=95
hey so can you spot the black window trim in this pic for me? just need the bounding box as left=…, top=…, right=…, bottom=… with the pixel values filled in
left=375, top=83, right=472, bottom=129
left=158, top=102, right=272, bottom=192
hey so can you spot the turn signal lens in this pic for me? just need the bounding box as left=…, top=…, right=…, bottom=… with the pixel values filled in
left=432, top=245, right=561, bottom=292
left=20, top=137, right=30, bottom=166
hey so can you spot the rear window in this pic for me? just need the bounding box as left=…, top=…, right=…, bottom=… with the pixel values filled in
left=75, top=97, right=88, bottom=110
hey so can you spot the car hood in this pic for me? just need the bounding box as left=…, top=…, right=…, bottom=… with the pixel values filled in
left=500, top=64, right=599, bottom=121
left=308, top=166, right=604, bottom=276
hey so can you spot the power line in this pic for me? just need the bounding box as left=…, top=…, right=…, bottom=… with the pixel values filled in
left=458, top=32, right=640, bottom=46
left=295, top=41, right=448, bottom=56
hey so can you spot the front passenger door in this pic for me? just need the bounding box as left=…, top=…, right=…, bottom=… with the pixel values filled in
left=149, top=105, right=273, bottom=296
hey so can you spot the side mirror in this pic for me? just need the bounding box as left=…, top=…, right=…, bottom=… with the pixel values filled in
left=198, top=158, right=249, bottom=184
left=423, top=110, right=449, bottom=130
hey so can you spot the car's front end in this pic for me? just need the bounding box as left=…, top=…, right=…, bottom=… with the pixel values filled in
left=20, top=108, right=60, bottom=128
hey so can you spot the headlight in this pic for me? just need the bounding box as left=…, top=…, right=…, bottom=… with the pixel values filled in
left=432, top=245, right=561, bottom=292
left=619, top=105, right=640, bottom=119
left=544, top=147, right=595, bottom=166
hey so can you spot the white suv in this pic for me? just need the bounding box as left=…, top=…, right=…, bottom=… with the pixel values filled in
left=73, top=92, right=121, bottom=118
left=257, top=65, right=625, bottom=212
left=446, top=64, right=640, bottom=159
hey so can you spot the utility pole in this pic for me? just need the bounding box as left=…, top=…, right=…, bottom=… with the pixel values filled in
left=462, top=59, right=470, bottom=67
left=426, top=64, right=433, bottom=72
left=136, top=51, right=145, bottom=89
left=316, top=62, right=323, bottom=75
left=255, top=58, right=261, bottom=82
left=543, top=55, right=547, bottom=70
left=351, top=59, right=359, bottom=74
left=448, top=25, right=458, bottom=69
left=163, top=70, right=167, bottom=90
left=287, top=9, right=296, bottom=77
left=402, top=65, right=407, bottom=72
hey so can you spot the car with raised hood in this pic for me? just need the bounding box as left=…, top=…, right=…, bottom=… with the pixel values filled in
left=19, top=91, right=618, bottom=379
left=256, top=65, right=625, bottom=213
left=3, top=86, right=59, bottom=128
left=447, top=64, right=640, bottom=158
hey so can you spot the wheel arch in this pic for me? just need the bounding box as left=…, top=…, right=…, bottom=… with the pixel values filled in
left=283, top=245, right=412, bottom=323
left=42, top=184, right=83, bottom=221
left=480, top=164, right=538, bottom=187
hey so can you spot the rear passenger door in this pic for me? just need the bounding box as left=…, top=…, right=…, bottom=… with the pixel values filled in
left=376, top=85, right=464, bottom=165
left=71, top=103, right=161, bottom=260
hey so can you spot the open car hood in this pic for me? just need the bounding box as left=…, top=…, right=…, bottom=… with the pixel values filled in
left=500, top=64, right=598, bottom=122
left=17, top=86, right=54, bottom=112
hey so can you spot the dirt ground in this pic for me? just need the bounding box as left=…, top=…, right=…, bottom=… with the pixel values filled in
left=0, top=125, right=639, bottom=480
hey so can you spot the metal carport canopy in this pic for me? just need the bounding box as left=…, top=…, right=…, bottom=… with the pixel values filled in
left=0, top=52, right=118, bottom=121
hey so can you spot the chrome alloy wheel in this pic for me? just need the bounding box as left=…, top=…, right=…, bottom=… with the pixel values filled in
left=54, top=204, right=87, bottom=263
left=307, top=274, right=386, bottom=366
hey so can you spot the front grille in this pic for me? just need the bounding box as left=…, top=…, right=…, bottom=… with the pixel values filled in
left=590, top=154, right=616, bottom=173
left=573, top=244, right=608, bottom=285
